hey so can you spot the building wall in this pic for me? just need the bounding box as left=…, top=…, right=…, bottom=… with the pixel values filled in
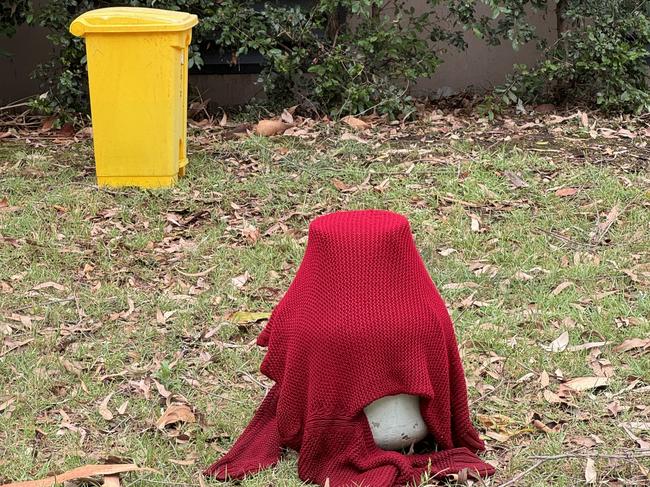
left=0, top=3, right=556, bottom=106
left=0, top=24, right=53, bottom=106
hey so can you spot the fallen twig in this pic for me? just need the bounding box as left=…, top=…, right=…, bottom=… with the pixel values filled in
left=497, top=460, right=545, bottom=487
left=530, top=450, right=650, bottom=460
left=497, top=450, right=650, bottom=486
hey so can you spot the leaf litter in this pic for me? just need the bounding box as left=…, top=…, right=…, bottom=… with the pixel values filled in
left=1, top=105, right=649, bottom=486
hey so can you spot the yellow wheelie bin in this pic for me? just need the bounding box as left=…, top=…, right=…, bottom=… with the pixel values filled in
left=70, top=7, right=198, bottom=188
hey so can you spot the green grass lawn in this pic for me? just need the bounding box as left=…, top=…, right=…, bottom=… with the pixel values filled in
left=1, top=114, right=649, bottom=486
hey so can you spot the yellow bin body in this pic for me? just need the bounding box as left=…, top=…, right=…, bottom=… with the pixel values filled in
left=70, top=7, right=198, bottom=188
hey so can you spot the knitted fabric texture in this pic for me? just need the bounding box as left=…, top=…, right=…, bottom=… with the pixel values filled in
left=204, top=210, right=495, bottom=486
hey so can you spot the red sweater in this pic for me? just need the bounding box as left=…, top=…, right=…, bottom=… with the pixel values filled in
left=205, top=210, right=495, bottom=486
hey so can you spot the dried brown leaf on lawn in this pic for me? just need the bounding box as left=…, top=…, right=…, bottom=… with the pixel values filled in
left=620, top=424, right=650, bottom=449
left=541, top=331, right=569, bottom=352
left=614, top=338, right=650, bottom=353
left=230, top=311, right=272, bottom=324
left=0, top=397, right=16, bottom=414
left=588, top=348, right=614, bottom=378
left=342, top=116, right=369, bottom=130
left=437, top=248, right=456, bottom=257
left=231, top=271, right=250, bottom=289
left=606, top=401, right=626, bottom=417
left=103, top=475, right=121, bottom=487
left=152, top=379, right=172, bottom=399
left=60, top=358, right=83, bottom=377
left=555, top=187, right=579, bottom=197
left=280, top=109, right=294, bottom=124
left=566, top=341, right=607, bottom=352
left=543, top=389, right=564, bottom=404
left=331, top=178, right=356, bottom=192
left=1, top=464, right=156, bottom=487
left=339, top=132, right=368, bottom=143
left=156, top=403, right=196, bottom=429
left=624, top=263, right=650, bottom=285
left=551, top=281, right=573, bottom=296
left=570, top=435, right=598, bottom=448
left=32, top=282, right=67, bottom=292
left=539, top=370, right=550, bottom=388
left=254, top=120, right=292, bottom=137
left=559, top=377, right=609, bottom=395
left=503, top=171, right=529, bottom=188
left=590, top=205, right=622, bottom=244
left=514, top=270, right=534, bottom=281
left=116, top=400, right=129, bottom=416
left=584, top=458, right=597, bottom=484
left=468, top=213, right=481, bottom=232
left=98, top=393, right=114, bottom=421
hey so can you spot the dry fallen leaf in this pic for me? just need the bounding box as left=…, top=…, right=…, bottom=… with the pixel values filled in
left=469, top=213, right=481, bottom=232
left=620, top=422, right=650, bottom=431
left=340, top=132, right=368, bottom=143
left=514, top=270, right=534, bottom=281
left=541, top=331, right=569, bottom=352
left=156, top=403, right=196, bottom=429
left=103, top=475, right=121, bottom=487
left=566, top=341, right=607, bottom=352
left=503, top=171, right=529, bottom=188
left=116, top=400, right=129, bottom=416
left=624, top=263, right=650, bottom=285
left=280, top=109, right=294, bottom=124
left=584, top=458, right=597, bottom=484
left=32, top=281, right=67, bottom=292
left=532, top=419, right=557, bottom=434
left=1, top=464, right=156, bottom=487
left=342, top=115, right=369, bottom=130
left=539, top=370, right=550, bottom=388
left=98, top=393, right=114, bottom=421
left=571, top=435, right=598, bottom=448
left=254, top=120, right=292, bottom=137
left=551, top=281, right=573, bottom=296
left=438, top=248, right=456, bottom=257
left=231, top=272, right=250, bottom=289
left=578, top=112, right=589, bottom=128
left=590, top=205, right=621, bottom=244
left=560, top=376, right=609, bottom=394
left=230, top=311, right=272, bottom=324
left=622, top=425, right=650, bottom=449
left=152, top=379, right=172, bottom=399
left=555, top=187, right=579, bottom=197
left=614, top=338, right=650, bottom=353
left=331, top=178, right=354, bottom=192
left=543, top=389, right=564, bottom=404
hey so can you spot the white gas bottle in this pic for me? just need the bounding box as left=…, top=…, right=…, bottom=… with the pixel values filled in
left=363, top=394, right=428, bottom=450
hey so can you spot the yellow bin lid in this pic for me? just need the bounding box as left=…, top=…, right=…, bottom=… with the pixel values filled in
left=70, top=7, right=198, bottom=37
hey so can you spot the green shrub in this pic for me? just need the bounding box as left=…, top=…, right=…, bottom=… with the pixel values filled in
left=26, top=0, right=453, bottom=119
left=5, top=0, right=649, bottom=117
left=1, top=0, right=31, bottom=37
left=456, top=0, right=650, bottom=114
left=508, top=13, right=650, bottom=113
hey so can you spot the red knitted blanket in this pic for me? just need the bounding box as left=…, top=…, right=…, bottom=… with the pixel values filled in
left=205, top=210, right=495, bottom=486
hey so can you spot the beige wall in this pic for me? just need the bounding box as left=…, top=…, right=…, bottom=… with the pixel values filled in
left=420, top=7, right=556, bottom=95
left=0, top=3, right=555, bottom=106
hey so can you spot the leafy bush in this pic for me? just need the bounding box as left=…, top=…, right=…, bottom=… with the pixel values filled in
left=508, top=13, right=650, bottom=113
left=24, top=0, right=454, bottom=119
left=455, top=0, right=650, bottom=113
left=1, top=0, right=31, bottom=37
left=6, top=0, right=649, bottom=117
